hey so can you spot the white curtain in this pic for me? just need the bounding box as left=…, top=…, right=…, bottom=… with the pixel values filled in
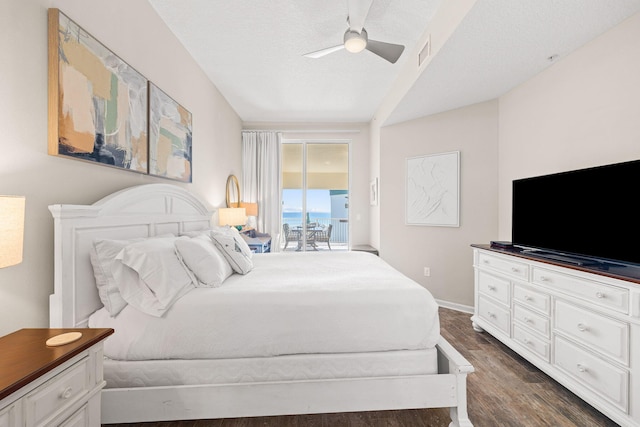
left=241, top=131, right=282, bottom=252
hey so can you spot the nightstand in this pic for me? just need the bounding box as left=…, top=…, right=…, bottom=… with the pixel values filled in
left=0, top=328, right=113, bottom=426
left=242, top=234, right=271, bottom=253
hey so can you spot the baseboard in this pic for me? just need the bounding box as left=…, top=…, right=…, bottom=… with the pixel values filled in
left=436, top=299, right=474, bottom=314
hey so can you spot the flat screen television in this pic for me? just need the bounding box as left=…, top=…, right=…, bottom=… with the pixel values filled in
left=511, top=159, right=640, bottom=266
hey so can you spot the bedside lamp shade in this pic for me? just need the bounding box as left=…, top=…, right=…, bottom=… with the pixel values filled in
left=0, top=195, right=26, bottom=268
left=218, top=207, right=247, bottom=227
left=239, top=202, right=258, bottom=217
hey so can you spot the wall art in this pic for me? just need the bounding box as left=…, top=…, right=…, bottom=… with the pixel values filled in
left=406, top=151, right=460, bottom=227
left=148, top=82, right=193, bottom=182
left=370, top=178, right=378, bottom=206
left=48, top=9, right=148, bottom=173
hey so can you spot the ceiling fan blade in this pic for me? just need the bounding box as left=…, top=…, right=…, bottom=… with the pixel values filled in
left=366, top=39, right=405, bottom=64
left=347, top=0, right=373, bottom=33
left=303, top=44, right=345, bottom=59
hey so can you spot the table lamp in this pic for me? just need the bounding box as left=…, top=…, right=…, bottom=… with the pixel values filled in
left=218, top=207, right=247, bottom=231
left=0, top=195, right=26, bottom=268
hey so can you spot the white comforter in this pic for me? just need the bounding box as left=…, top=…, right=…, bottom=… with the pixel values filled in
left=88, top=251, right=440, bottom=361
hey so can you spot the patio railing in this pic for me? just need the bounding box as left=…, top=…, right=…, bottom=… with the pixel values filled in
left=281, top=217, right=348, bottom=244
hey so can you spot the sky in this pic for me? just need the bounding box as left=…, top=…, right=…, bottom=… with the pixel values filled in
left=282, top=189, right=330, bottom=213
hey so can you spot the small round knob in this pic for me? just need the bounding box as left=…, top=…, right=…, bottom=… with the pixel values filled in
left=596, top=292, right=605, bottom=299
left=577, top=323, right=588, bottom=332
left=60, top=387, right=73, bottom=399
left=577, top=363, right=587, bottom=373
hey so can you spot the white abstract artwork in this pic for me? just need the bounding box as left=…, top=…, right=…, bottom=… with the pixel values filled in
left=406, top=151, right=460, bottom=227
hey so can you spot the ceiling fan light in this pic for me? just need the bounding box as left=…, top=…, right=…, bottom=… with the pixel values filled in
left=344, top=29, right=367, bottom=53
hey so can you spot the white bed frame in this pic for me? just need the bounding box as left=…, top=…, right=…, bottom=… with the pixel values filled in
left=49, top=184, right=474, bottom=426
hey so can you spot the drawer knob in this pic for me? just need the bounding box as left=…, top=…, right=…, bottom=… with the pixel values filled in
left=487, top=311, right=496, bottom=319
left=577, top=363, right=587, bottom=373
left=60, top=387, right=73, bottom=399
left=511, top=267, right=519, bottom=273
left=523, top=316, right=532, bottom=323
left=488, top=285, right=496, bottom=291
left=483, top=260, right=489, bottom=264
left=524, top=295, right=532, bottom=301
left=523, top=338, right=532, bottom=345
left=539, top=276, right=549, bottom=282
left=577, top=323, right=588, bottom=332
left=595, top=291, right=605, bottom=299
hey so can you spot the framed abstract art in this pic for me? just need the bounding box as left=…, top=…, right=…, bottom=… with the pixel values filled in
left=148, top=82, right=193, bottom=182
left=406, top=151, right=460, bottom=227
left=48, top=9, right=148, bottom=173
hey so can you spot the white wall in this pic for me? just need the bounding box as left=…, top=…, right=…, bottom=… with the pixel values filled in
left=242, top=122, right=371, bottom=246
left=498, top=12, right=640, bottom=238
left=379, top=101, right=499, bottom=309
left=0, top=0, right=242, bottom=336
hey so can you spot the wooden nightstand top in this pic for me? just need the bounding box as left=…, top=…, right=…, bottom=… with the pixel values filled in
left=0, top=328, right=113, bottom=401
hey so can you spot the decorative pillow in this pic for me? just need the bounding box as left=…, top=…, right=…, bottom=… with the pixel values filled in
left=174, top=235, right=233, bottom=287
left=90, top=234, right=174, bottom=316
left=90, top=238, right=142, bottom=316
left=113, top=236, right=196, bottom=317
left=210, top=227, right=254, bottom=274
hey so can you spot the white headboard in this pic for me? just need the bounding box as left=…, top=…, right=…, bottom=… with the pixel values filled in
left=49, top=184, right=213, bottom=328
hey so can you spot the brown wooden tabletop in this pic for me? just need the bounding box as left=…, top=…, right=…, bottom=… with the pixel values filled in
left=0, top=328, right=114, bottom=401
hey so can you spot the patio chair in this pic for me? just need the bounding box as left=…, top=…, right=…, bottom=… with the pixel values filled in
left=313, top=224, right=332, bottom=250
left=283, top=223, right=301, bottom=250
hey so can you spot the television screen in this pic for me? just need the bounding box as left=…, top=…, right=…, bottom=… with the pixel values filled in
left=512, top=160, right=640, bottom=266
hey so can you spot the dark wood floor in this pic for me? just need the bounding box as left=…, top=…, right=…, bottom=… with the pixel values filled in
left=104, top=308, right=619, bottom=427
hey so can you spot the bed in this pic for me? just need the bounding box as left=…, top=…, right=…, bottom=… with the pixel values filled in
left=48, top=184, right=474, bottom=426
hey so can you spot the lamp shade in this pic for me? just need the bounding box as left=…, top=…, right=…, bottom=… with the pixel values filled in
left=218, top=207, right=247, bottom=227
left=0, top=196, right=26, bottom=268
left=239, top=202, right=258, bottom=217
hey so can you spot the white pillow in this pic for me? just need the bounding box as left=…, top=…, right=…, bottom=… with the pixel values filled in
left=113, top=236, right=195, bottom=317
left=91, top=238, right=141, bottom=316
left=210, top=227, right=254, bottom=274
left=174, top=235, right=233, bottom=287
left=90, top=235, right=175, bottom=316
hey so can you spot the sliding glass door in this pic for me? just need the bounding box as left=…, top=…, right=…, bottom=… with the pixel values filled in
left=281, top=141, right=349, bottom=252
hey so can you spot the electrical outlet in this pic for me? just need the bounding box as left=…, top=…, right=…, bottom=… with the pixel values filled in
left=423, top=267, right=430, bottom=277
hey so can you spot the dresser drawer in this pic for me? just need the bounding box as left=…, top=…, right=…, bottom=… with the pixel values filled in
left=513, top=284, right=550, bottom=314
left=478, top=296, right=510, bottom=336
left=60, top=404, right=87, bottom=427
left=477, top=271, right=511, bottom=305
left=533, top=267, right=628, bottom=313
left=24, top=358, right=90, bottom=426
left=555, top=300, right=629, bottom=365
left=554, top=336, right=628, bottom=412
left=478, top=252, right=529, bottom=281
left=0, top=403, right=18, bottom=427
left=513, top=324, right=549, bottom=361
left=514, top=304, right=549, bottom=338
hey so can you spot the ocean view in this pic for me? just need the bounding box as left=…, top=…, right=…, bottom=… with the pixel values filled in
left=282, top=211, right=332, bottom=226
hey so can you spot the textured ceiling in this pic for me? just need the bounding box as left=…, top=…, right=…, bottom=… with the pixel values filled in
left=148, top=0, right=640, bottom=124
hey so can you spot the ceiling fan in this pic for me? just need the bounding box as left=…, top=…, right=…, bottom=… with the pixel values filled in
left=303, top=0, right=405, bottom=64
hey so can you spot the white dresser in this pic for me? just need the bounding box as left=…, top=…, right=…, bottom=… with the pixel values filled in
left=0, top=328, right=113, bottom=427
left=472, top=245, right=640, bottom=427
